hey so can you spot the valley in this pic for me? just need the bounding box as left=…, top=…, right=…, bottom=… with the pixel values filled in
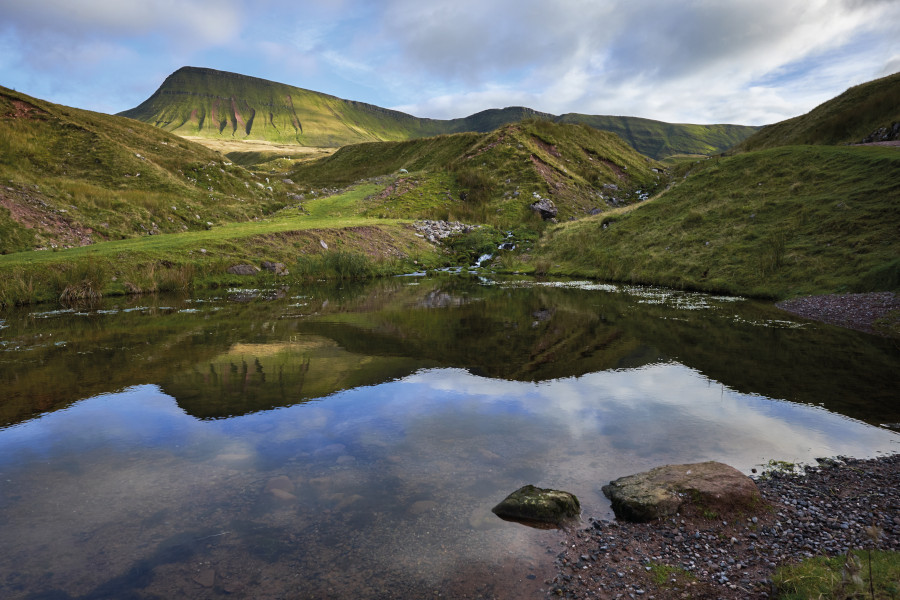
left=0, top=64, right=898, bottom=600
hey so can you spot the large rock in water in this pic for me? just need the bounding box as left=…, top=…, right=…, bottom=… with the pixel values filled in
left=602, top=461, right=762, bottom=523
left=492, top=485, right=580, bottom=524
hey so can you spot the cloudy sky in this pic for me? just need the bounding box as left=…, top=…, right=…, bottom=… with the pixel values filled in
left=1, top=0, right=898, bottom=125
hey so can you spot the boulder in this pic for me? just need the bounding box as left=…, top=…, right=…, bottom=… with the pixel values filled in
left=601, top=461, right=762, bottom=523
left=261, top=261, right=289, bottom=276
left=530, top=198, right=558, bottom=220
left=492, top=484, right=580, bottom=524
left=226, top=264, right=260, bottom=276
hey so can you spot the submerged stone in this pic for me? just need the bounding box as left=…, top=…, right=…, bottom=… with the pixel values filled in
left=492, top=484, right=580, bottom=524
left=601, top=461, right=762, bottom=523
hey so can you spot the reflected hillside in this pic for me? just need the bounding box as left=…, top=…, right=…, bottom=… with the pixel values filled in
left=161, top=338, right=434, bottom=419
left=2, top=277, right=897, bottom=428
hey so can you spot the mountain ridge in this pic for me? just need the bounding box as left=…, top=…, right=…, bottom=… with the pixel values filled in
left=119, top=66, right=759, bottom=159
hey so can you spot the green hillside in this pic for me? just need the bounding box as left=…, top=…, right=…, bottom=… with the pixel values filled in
left=0, top=85, right=291, bottom=254
left=289, top=119, right=665, bottom=228
left=119, top=66, right=449, bottom=147
left=559, top=114, right=758, bottom=160
left=737, top=71, right=900, bottom=151
left=533, top=145, right=900, bottom=298
left=119, top=66, right=759, bottom=159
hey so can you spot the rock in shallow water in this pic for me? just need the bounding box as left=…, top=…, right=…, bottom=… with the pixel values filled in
left=602, top=461, right=762, bottom=523
left=492, top=484, right=580, bottom=524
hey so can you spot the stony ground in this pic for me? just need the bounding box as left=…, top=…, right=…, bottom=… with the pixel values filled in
left=775, top=291, right=899, bottom=336
left=547, top=454, right=900, bottom=599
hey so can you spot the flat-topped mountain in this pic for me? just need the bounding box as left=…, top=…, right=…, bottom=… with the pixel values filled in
left=119, top=66, right=759, bottom=159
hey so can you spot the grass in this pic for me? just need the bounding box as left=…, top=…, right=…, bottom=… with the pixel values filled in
left=647, top=562, right=695, bottom=589
left=0, top=85, right=293, bottom=254
left=0, top=184, right=443, bottom=308
left=532, top=145, right=900, bottom=299
left=118, top=67, right=758, bottom=159
left=292, top=119, right=666, bottom=229
left=738, top=71, right=900, bottom=150
left=774, top=550, right=900, bottom=599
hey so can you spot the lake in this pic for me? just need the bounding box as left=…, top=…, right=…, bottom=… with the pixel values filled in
left=1, top=275, right=897, bottom=599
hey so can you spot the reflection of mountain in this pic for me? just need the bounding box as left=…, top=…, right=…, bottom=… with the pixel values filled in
left=2, top=278, right=897, bottom=427
left=161, top=339, right=433, bottom=419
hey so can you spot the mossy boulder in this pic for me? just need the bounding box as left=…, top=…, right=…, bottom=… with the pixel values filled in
left=602, top=461, right=762, bottom=523
left=492, top=485, right=580, bottom=524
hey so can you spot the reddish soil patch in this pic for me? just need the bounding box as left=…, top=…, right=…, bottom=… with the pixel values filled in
left=531, top=155, right=565, bottom=192
left=467, top=132, right=509, bottom=159
left=231, top=97, right=245, bottom=130
left=0, top=185, right=95, bottom=249
left=600, top=158, right=626, bottom=180
left=533, top=136, right=562, bottom=158
left=3, top=97, right=47, bottom=120
left=373, top=177, right=420, bottom=201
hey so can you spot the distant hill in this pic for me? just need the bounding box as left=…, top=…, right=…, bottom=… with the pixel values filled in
left=120, top=66, right=759, bottom=159
left=0, top=85, right=283, bottom=253
left=289, top=119, right=664, bottom=228
left=736, top=71, right=900, bottom=151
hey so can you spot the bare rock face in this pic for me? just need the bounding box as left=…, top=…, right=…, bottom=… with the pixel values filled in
left=492, top=484, right=580, bottom=524
left=601, top=461, right=762, bottom=523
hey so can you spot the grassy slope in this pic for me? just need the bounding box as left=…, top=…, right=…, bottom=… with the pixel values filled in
left=737, top=71, right=900, bottom=151
left=119, top=67, right=758, bottom=159
left=0, top=85, right=296, bottom=254
left=0, top=184, right=440, bottom=307
left=290, top=119, right=665, bottom=228
left=559, top=114, right=758, bottom=160
left=533, top=145, right=900, bottom=298
left=0, top=86, right=445, bottom=308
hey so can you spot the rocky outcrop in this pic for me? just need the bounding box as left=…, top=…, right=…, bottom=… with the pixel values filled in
left=602, top=461, right=762, bottom=523
left=860, top=121, right=900, bottom=143
left=413, top=220, right=480, bottom=244
left=492, top=484, right=580, bottom=524
left=530, top=197, right=558, bottom=220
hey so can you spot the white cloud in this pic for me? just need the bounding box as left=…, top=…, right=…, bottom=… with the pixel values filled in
left=1, top=0, right=897, bottom=122
left=1, top=0, right=241, bottom=44
left=379, top=0, right=900, bottom=123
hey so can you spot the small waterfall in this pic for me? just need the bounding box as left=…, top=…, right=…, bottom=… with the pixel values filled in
left=474, top=253, right=493, bottom=268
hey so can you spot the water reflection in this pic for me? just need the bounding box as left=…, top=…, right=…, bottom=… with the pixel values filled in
left=0, top=276, right=898, bottom=599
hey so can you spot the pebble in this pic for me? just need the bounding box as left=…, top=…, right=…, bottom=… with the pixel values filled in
left=551, top=454, right=900, bottom=599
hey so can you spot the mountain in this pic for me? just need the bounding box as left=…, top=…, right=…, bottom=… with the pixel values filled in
left=736, top=71, right=900, bottom=151
left=119, top=66, right=759, bottom=159
left=0, top=85, right=283, bottom=253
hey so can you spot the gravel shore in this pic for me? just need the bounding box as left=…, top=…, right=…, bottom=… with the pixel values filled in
left=548, top=453, right=900, bottom=599
left=775, top=291, right=899, bottom=336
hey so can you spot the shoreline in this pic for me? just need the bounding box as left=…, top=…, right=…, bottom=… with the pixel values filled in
left=775, top=291, right=899, bottom=337
left=548, top=453, right=900, bottom=599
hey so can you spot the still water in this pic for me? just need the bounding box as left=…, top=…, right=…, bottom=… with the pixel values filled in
left=1, top=276, right=897, bottom=599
